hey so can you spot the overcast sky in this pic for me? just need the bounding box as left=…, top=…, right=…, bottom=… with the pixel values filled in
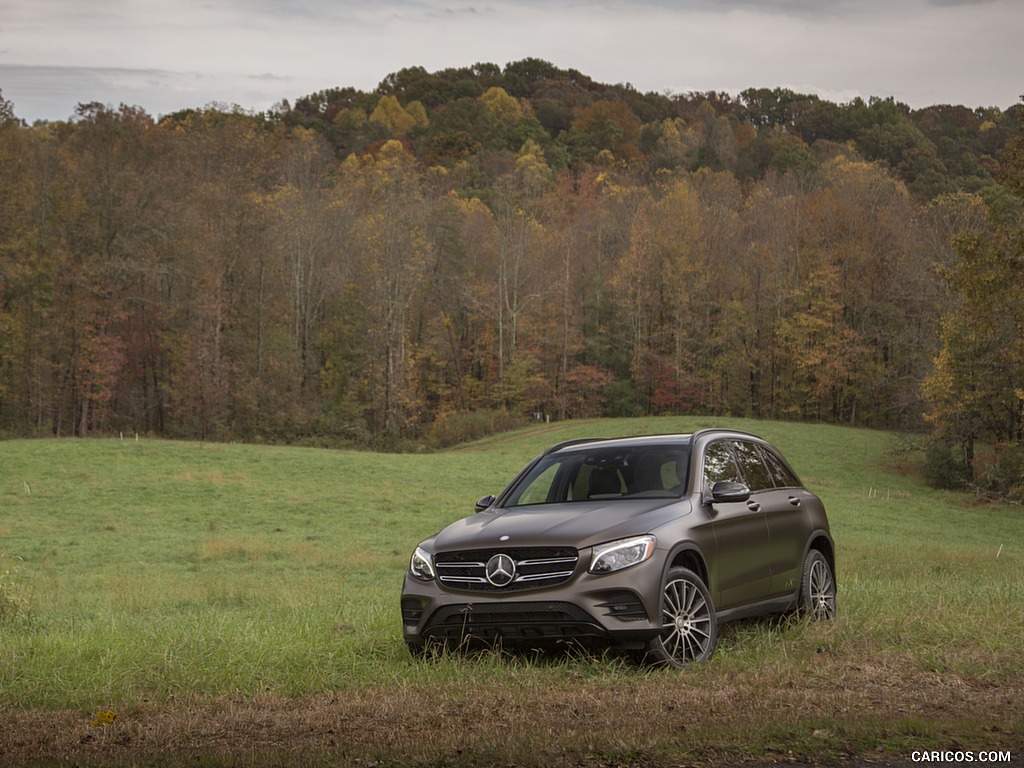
left=1, top=0, right=1021, bottom=123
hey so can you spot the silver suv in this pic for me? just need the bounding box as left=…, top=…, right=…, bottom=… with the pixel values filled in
left=401, top=430, right=836, bottom=665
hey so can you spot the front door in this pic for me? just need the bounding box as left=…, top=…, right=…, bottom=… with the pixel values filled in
left=702, top=440, right=772, bottom=609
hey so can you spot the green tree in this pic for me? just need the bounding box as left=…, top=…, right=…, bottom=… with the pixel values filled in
left=0, top=89, right=16, bottom=125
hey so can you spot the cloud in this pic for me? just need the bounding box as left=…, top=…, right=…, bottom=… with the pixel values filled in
left=1, top=0, right=1021, bottom=122
left=926, top=0, right=1000, bottom=6
left=0, top=63, right=310, bottom=120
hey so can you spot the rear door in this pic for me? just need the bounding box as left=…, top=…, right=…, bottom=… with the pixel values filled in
left=756, top=444, right=813, bottom=596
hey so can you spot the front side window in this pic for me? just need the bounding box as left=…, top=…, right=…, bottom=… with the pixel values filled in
left=702, top=440, right=741, bottom=491
left=504, top=445, right=689, bottom=507
left=514, top=463, right=560, bottom=505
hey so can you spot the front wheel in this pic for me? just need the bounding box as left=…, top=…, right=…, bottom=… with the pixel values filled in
left=799, top=549, right=836, bottom=620
left=641, top=566, right=717, bottom=666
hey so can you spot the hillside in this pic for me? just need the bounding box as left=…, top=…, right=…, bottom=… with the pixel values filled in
left=278, top=60, right=1020, bottom=200
left=1, top=419, right=1022, bottom=764
left=1, top=64, right=1023, bottom=467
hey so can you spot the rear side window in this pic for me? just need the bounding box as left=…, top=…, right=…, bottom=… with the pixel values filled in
left=731, top=440, right=774, bottom=492
left=757, top=445, right=801, bottom=488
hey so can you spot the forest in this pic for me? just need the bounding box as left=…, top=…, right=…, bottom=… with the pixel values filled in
left=0, top=60, right=1022, bottom=488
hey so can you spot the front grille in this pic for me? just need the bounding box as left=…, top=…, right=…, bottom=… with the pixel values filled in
left=434, top=547, right=579, bottom=592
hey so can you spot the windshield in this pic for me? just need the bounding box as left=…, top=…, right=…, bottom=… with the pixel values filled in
left=504, top=445, right=690, bottom=508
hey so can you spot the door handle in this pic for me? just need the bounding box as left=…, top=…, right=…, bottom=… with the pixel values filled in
left=788, top=496, right=801, bottom=507
left=746, top=500, right=761, bottom=512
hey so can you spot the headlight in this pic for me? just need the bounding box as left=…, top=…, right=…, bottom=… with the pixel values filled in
left=589, top=535, right=657, bottom=574
left=409, top=546, right=436, bottom=581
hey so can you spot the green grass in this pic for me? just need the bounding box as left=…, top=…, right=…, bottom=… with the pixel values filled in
left=1, top=417, right=1022, bottom=766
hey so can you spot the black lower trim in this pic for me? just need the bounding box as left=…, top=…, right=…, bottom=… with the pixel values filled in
left=421, top=601, right=656, bottom=645
left=595, top=591, right=648, bottom=622
left=401, top=596, right=425, bottom=624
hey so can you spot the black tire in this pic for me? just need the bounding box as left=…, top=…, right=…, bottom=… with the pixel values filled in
left=799, top=549, right=836, bottom=621
left=642, top=566, right=717, bottom=666
left=407, top=639, right=452, bottom=660
left=407, top=641, right=425, bottom=657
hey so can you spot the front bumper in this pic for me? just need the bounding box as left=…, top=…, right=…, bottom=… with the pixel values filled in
left=401, top=554, right=666, bottom=649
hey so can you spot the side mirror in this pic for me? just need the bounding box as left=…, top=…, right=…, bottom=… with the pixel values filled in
left=709, top=480, right=751, bottom=504
left=474, top=494, right=496, bottom=513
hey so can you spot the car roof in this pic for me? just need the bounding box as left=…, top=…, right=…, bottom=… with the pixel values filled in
left=544, top=429, right=767, bottom=456
left=545, top=434, right=689, bottom=454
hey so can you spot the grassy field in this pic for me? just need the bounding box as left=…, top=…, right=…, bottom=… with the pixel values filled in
left=1, top=417, right=1022, bottom=766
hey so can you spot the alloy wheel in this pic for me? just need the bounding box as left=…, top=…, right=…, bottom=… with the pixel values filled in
left=660, top=575, right=714, bottom=663
left=807, top=556, right=836, bottom=620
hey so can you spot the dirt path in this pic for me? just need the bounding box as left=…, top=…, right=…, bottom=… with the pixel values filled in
left=4, top=665, right=1021, bottom=768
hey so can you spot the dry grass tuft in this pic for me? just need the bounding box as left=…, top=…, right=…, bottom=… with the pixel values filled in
left=174, top=469, right=250, bottom=486
left=195, top=537, right=275, bottom=562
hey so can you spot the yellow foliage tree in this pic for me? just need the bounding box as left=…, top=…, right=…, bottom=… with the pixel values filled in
left=368, top=95, right=428, bottom=138
left=480, top=87, right=523, bottom=122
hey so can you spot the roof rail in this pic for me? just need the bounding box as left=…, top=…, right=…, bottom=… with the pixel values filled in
left=543, top=433, right=706, bottom=455
left=691, top=427, right=763, bottom=442
left=542, top=437, right=610, bottom=455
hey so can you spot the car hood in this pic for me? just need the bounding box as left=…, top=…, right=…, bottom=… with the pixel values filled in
left=430, top=498, right=689, bottom=552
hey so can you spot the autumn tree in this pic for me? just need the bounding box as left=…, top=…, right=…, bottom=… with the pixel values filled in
left=641, top=176, right=702, bottom=413
left=570, top=100, right=642, bottom=163
left=45, top=103, right=180, bottom=436
left=923, top=208, right=1024, bottom=484
left=3, top=66, right=1023, bottom=447
left=777, top=265, right=868, bottom=420
left=739, top=169, right=811, bottom=419
left=809, top=157, right=926, bottom=426
left=487, top=139, right=553, bottom=396
left=0, top=101, right=29, bottom=430
left=538, top=171, right=602, bottom=419
left=369, top=95, right=428, bottom=138
left=153, top=108, right=289, bottom=440
left=340, top=140, right=434, bottom=440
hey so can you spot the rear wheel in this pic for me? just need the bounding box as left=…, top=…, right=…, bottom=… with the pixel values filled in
left=642, top=566, right=717, bottom=666
left=799, top=549, right=836, bottom=620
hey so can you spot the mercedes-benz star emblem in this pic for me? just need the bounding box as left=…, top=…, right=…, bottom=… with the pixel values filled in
left=485, top=553, right=516, bottom=587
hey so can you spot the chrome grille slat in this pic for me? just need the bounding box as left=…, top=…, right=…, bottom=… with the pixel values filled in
left=435, top=562, right=485, bottom=569
left=515, top=571, right=574, bottom=583
left=518, top=557, right=577, bottom=566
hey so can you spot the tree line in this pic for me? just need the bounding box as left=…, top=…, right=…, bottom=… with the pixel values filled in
left=0, top=62, right=1022, bottom=488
